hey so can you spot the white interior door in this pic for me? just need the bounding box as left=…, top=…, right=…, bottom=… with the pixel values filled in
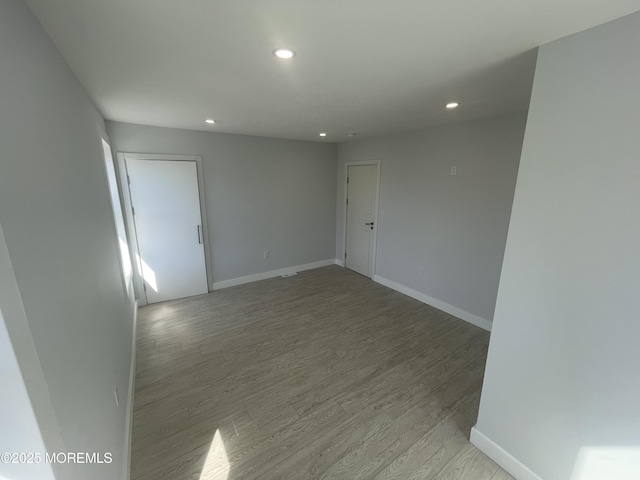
left=126, top=159, right=208, bottom=303
left=345, top=164, right=378, bottom=277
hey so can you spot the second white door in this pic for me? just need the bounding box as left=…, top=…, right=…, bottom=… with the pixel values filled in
left=345, top=164, right=378, bottom=277
left=126, top=159, right=208, bottom=303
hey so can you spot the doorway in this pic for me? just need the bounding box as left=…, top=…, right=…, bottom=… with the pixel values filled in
left=125, top=155, right=209, bottom=304
left=344, top=161, right=380, bottom=278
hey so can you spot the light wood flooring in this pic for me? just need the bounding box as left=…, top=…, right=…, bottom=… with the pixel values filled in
left=131, top=265, right=512, bottom=480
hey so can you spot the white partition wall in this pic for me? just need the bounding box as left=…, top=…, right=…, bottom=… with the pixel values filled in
left=473, top=11, right=640, bottom=480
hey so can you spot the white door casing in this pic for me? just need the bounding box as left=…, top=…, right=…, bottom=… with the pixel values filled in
left=126, top=158, right=208, bottom=303
left=345, top=163, right=379, bottom=277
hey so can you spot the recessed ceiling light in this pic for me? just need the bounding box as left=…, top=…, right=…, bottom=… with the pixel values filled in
left=205, top=119, right=215, bottom=124
left=446, top=102, right=459, bottom=109
left=319, top=133, right=327, bottom=137
left=273, top=48, right=296, bottom=59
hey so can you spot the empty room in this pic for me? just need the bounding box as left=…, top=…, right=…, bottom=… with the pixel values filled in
left=1, top=1, right=639, bottom=479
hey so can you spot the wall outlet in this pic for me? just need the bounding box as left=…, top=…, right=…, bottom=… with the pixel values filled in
left=263, top=250, right=270, bottom=259
left=451, top=166, right=457, bottom=176
left=418, top=267, right=425, bottom=277
left=114, top=388, right=120, bottom=407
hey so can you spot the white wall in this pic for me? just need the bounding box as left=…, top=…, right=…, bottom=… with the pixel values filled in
left=0, top=314, right=54, bottom=480
left=107, top=122, right=338, bottom=285
left=0, top=223, right=56, bottom=480
left=474, top=11, right=640, bottom=480
left=337, top=112, right=527, bottom=326
left=0, top=0, right=135, bottom=478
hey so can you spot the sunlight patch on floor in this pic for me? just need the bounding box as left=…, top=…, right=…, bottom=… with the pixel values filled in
left=199, top=430, right=230, bottom=480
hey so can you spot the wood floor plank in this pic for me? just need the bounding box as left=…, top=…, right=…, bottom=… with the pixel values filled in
left=328, top=384, right=484, bottom=480
left=225, top=401, right=349, bottom=480
left=492, top=467, right=516, bottom=479
left=436, top=443, right=501, bottom=480
left=318, top=405, right=439, bottom=480
left=247, top=406, right=392, bottom=480
left=370, top=416, right=468, bottom=480
left=335, top=325, right=486, bottom=416
left=131, top=265, right=511, bottom=480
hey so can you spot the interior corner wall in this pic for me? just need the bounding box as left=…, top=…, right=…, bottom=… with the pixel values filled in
left=106, top=122, right=338, bottom=285
left=474, top=11, right=640, bottom=480
left=0, top=0, right=135, bottom=478
left=336, top=112, right=527, bottom=325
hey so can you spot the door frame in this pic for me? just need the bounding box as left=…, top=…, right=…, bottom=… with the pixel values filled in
left=342, top=160, right=381, bottom=279
left=119, top=153, right=213, bottom=305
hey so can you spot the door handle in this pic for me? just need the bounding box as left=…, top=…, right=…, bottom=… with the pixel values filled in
left=197, top=225, right=202, bottom=244
left=365, top=222, right=374, bottom=225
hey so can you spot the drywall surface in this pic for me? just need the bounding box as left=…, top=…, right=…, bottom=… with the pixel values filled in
left=107, top=122, right=337, bottom=284
left=0, top=312, right=54, bottom=480
left=0, top=0, right=135, bottom=478
left=337, top=112, right=526, bottom=323
left=0, top=223, right=56, bottom=480
left=475, top=12, right=640, bottom=480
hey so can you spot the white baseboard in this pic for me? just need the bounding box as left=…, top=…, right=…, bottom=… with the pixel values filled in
left=372, top=275, right=492, bottom=331
left=470, top=426, right=543, bottom=480
left=212, top=259, right=336, bottom=290
left=122, top=301, right=138, bottom=480
left=334, top=258, right=345, bottom=267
